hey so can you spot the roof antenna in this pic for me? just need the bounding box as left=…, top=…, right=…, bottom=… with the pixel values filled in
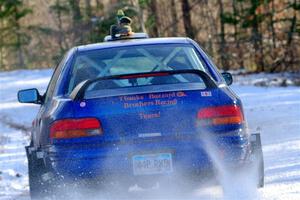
left=110, top=9, right=134, bottom=39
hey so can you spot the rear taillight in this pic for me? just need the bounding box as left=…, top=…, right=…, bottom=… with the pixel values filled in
left=197, top=105, right=244, bottom=126
left=50, top=118, right=102, bottom=139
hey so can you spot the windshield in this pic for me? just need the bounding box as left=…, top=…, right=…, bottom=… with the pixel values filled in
left=67, top=44, right=210, bottom=93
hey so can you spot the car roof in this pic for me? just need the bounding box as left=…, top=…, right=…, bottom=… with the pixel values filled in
left=77, top=37, right=191, bottom=52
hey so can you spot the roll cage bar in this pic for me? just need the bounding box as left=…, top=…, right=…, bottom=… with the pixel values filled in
left=69, top=45, right=207, bottom=93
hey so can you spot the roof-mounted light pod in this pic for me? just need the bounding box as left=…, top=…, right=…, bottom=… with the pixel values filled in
left=104, top=32, right=149, bottom=42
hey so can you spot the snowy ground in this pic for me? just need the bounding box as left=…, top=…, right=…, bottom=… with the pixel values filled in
left=0, top=69, right=299, bottom=200
left=0, top=70, right=52, bottom=199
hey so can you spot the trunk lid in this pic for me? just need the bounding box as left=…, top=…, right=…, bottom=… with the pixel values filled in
left=72, top=86, right=222, bottom=142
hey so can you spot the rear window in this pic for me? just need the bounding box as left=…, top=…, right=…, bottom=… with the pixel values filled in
left=67, top=44, right=210, bottom=93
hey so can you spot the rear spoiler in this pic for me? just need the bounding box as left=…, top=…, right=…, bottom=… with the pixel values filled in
left=70, top=69, right=218, bottom=100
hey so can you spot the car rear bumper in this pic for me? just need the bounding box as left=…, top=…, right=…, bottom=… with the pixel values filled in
left=44, top=134, right=250, bottom=180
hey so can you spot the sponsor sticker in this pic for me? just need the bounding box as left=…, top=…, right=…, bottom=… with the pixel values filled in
left=80, top=101, right=86, bottom=107
left=201, top=91, right=212, bottom=97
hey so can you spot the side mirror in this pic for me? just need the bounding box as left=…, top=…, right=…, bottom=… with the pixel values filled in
left=18, top=88, right=42, bottom=104
left=221, top=72, right=233, bottom=86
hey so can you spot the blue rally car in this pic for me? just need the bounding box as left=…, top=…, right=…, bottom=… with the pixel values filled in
left=18, top=33, right=264, bottom=198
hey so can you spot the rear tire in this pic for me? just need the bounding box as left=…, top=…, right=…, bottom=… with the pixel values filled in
left=26, top=146, right=52, bottom=199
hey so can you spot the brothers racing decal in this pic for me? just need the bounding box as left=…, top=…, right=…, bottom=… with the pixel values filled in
left=119, top=91, right=187, bottom=109
left=118, top=92, right=187, bottom=120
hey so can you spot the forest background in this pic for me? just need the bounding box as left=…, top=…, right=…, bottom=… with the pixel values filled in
left=0, top=0, right=299, bottom=73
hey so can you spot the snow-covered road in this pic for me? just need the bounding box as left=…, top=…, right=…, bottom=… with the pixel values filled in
left=0, top=69, right=299, bottom=199
left=232, top=86, right=300, bottom=199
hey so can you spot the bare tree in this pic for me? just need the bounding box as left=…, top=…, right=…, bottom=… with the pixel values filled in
left=68, top=0, right=83, bottom=44
left=249, top=0, right=265, bottom=72
left=232, top=0, right=244, bottom=69
left=181, top=0, right=195, bottom=38
left=148, top=0, right=159, bottom=36
left=217, top=0, right=229, bottom=70
left=170, top=0, right=178, bottom=35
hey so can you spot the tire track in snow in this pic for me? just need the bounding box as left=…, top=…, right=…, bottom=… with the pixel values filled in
left=0, top=116, right=30, bottom=200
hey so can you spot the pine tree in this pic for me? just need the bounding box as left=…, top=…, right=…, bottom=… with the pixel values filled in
left=0, top=0, right=31, bottom=69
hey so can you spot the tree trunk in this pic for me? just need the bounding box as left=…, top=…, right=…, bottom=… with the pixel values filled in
left=170, top=0, right=178, bottom=35
left=250, top=0, right=264, bottom=72
left=69, top=0, right=82, bottom=22
left=270, top=0, right=276, bottom=49
left=84, top=0, right=92, bottom=18
left=283, top=0, right=297, bottom=71
left=14, top=6, right=25, bottom=68
left=0, top=18, right=3, bottom=70
left=181, top=0, right=195, bottom=38
left=218, top=0, right=229, bottom=70
left=149, top=0, right=159, bottom=37
left=134, top=0, right=146, bottom=33
left=68, top=0, right=82, bottom=44
left=54, top=0, right=66, bottom=56
left=232, top=0, right=244, bottom=69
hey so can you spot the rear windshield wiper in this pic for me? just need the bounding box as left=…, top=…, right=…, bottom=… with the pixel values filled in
left=70, top=69, right=218, bottom=100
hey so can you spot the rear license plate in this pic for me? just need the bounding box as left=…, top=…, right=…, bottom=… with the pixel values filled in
left=132, top=153, right=173, bottom=175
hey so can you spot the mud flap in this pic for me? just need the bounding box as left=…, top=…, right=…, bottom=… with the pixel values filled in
left=25, top=145, right=54, bottom=199
left=250, top=133, right=264, bottom=188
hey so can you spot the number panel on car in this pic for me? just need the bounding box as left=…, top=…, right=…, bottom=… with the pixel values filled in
left=132, top=153, right=173, bottom=175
